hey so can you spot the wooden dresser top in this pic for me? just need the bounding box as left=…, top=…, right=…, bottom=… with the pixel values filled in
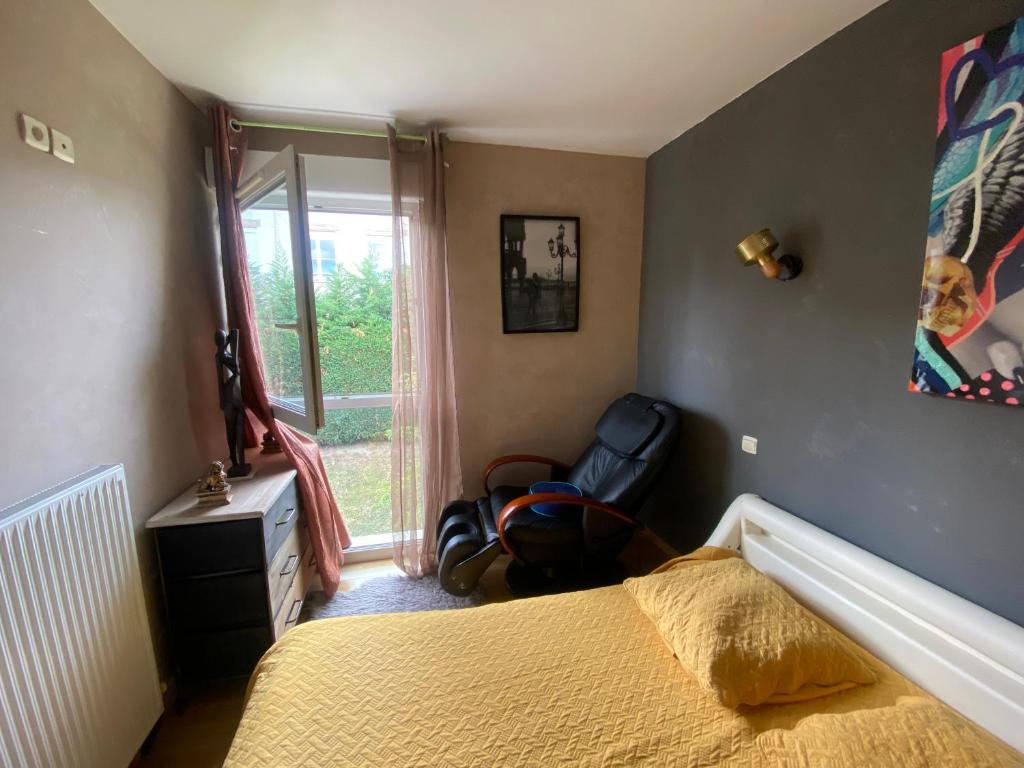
left=146, top=452, right=297, bottom=529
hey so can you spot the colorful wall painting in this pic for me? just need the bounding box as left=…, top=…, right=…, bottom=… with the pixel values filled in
left=912, top=16, right=1024, bottom=407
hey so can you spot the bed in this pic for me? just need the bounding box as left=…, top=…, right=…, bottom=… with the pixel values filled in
left=225, top=494, right=1024, bottom=767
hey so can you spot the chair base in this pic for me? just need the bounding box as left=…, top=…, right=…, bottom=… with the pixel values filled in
left=503, top=559, right=627, bottom=598
left=438, top=538, right=502, bottom=597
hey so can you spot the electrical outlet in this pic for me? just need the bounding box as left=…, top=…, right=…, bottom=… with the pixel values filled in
left=741, top=435, right=758, bottom=455
left=19, top=113, right=50, bottom=153
left=51, top=128, right=74, bottom=164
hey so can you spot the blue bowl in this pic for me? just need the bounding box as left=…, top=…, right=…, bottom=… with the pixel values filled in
left=529, top=481, right=583, bottom=517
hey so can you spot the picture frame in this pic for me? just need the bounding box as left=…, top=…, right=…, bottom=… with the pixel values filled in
left=500, top=214, right=581, bottom=334
left=908, top=14, right=1024, bottom=409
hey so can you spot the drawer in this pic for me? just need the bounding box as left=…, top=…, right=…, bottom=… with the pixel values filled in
left=268, top=522, right=304, bottom=617
left=157, top=519, right=263, bottom=579
left=264, top=482, right=300, bottom=561
left=176, top=625, right=274, bottom=680
left=273, top=573, right=305, bottom=641
left=165, top=571, right=269, bottom=631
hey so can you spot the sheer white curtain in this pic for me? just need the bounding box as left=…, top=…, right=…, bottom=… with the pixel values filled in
left=388, top=125, right=463, bottom=577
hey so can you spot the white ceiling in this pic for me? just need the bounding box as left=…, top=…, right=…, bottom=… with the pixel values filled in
left=88, top=0, right=885, bottom=157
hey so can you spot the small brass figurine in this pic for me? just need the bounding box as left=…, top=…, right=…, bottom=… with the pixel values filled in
left=196, top=460, right=232, bottom=506
left=261, top=430, right=283, bottom=454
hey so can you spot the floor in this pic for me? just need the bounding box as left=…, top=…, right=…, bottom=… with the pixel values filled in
left=136, top=531, right=675, bottom=767
left=136, top=559, right=405, bottom=768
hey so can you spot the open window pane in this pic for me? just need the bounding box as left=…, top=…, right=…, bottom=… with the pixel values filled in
left=238, top=146, right=323, bottom=433
left=243, top=182, right=305, bottom=405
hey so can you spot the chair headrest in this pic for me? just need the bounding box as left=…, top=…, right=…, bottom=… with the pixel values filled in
left=594, top=393, right=664, bottom=456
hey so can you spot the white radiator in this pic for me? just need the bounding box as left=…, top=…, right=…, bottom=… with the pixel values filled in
left=0, top=465, right=163, bottom=768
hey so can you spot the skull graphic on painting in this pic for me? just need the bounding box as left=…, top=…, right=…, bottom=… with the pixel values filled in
left=918, top=254, right=977, bottom=336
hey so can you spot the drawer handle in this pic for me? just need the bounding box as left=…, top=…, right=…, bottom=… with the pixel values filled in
left=285, top=599, right=302, bottom=626
left=280, top=554, right=298, bottom=577
left=275, top=507, right=296, bottom=527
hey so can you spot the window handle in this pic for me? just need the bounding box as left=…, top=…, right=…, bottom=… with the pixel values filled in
left=273, top=322, right=300, bottom=332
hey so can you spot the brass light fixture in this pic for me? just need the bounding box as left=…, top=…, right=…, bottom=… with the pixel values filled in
left=735, top=228, right=802, bottom=281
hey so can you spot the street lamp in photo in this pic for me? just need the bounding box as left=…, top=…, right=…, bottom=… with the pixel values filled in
left=547, top=222, right=577, bottom=321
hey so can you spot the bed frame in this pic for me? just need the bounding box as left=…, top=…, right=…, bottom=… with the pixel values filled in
left=706, top=494, right=1024, bottom=753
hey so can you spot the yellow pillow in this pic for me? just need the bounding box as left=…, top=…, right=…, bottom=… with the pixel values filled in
left=624, top=552, right=875, bottom=708
left=757, top=697, right=1023, bottom=767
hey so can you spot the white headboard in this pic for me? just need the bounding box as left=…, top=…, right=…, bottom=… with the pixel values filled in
left=706, top=494, right=1024, bottom=753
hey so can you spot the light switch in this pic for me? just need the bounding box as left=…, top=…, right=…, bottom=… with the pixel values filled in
left=19, top=113, right=50, bottom=153
left=51, top=128, right=74, bottom=164
left=741, top=435, right=758, bottom=455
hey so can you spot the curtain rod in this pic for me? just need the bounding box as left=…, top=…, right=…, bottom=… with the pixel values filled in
left=229, top=118, right=426, bottom=142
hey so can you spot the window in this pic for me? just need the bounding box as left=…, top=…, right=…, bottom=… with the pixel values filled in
left=236, top=146, right=323, bottom=434
left=238, top=150, right=399, bottom=548
left=308, top=238, right=338, bottom=276
left=312, top=211, right=396, bottom=547
left=319, top=240, right=337, bottom=274
left=242, top=221, right=260, bottom=259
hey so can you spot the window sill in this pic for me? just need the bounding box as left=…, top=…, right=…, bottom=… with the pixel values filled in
left=344, top=532, right=393, bottom=563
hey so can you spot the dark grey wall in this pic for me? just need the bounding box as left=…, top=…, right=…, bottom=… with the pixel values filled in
left=638, top=0, right=1024, bottom=626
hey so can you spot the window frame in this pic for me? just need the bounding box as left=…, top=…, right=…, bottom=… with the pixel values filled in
left=236, top=145, right=325, bottom=433
left=305, top=205, right=401, bottom=411
left=306, top=205, right=399, bottom=551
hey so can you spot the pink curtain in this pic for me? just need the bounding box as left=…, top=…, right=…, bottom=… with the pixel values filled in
left=210, top=105, right=351, bottom=597
left=388, top=126, right=463, bottom=577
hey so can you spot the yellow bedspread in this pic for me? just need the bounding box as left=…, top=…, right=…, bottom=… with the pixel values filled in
left=226, top=585, right=1022, bottom=767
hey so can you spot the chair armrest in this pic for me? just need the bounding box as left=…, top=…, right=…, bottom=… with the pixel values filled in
left=482, top=454, right=571, bottom=495
left=497, top=494, right=637, bottom=562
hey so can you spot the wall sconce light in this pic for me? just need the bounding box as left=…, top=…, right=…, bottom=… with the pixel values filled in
left=735, top=228, right=802, bottom=281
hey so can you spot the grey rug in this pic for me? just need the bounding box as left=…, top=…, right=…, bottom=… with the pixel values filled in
left=301, top=574, right=485, bottom=622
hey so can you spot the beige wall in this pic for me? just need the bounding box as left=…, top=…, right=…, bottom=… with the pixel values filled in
left=0, top=0, right=223, bottom=670
left=446, top=142, right=646, bottom=496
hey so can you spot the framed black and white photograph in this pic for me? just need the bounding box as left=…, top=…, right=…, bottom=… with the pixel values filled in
left=500, top=214, right=580, bottom=333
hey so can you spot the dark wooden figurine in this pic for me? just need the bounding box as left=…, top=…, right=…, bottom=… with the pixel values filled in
left=215, top=329, right=252, bottom=478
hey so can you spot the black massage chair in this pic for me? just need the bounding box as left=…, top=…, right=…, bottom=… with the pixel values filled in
left=437, top=393, right=681, bottom=596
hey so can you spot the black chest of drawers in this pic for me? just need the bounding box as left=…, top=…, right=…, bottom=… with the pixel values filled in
left=147, top=453, right=316, bottom=682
